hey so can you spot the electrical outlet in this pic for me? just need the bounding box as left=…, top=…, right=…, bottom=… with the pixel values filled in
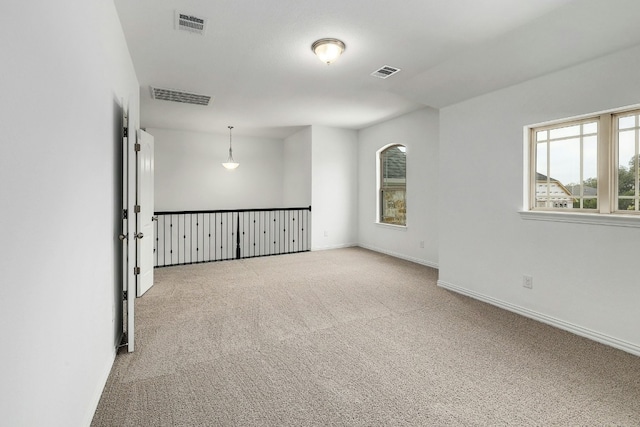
left=419, top=240, right=425, bottom=248
left=324, top=230, right=329, bottom=237
left=523, top=275, right=533, bottom=289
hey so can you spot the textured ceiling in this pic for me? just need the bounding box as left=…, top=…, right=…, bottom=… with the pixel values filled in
left=114, top=0, right=640, bottom=138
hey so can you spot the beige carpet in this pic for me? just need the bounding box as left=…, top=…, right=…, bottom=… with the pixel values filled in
left=92, top=248, right=640, bottom=426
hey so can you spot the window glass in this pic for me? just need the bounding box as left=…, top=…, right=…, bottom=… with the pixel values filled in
left=533, top=120, right=598, bottom=210
left=582, top=135, right=598, bottom=209
left=583, top=122, right=598, bottom=134
left=618, top=115, right=636, bottom=130
left=380, top=145, right=406, bottom=225
left=536, top=130, right=547, bottom=141
left=549, top=124, right=580, bottom=140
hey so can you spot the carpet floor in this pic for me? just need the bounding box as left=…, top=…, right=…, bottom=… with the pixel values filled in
left=92, top=247, right=640, bottom=426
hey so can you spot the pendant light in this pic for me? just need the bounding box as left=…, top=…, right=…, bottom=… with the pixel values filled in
left=311, top=38, right=346, bottom=64
left=222, top=125, right=239, bottom=170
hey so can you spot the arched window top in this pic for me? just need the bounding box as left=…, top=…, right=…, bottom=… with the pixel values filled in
left=378, top=143, right=406, bottom=154
left=380, top=144, right=406, bottom=180
left=378, top=144, right=406, bottom=226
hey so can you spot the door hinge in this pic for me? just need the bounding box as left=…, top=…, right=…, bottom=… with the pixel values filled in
left=122, top=290, right=128, bottom=301
left=134, top=267, right=140, bottom=275
left=134, top=205, right=141, bottom=213
left=134, top=143, right=141, bottom=152
left=122, top=209, right=128, bottom=220
left=123, top=127, right=128, bottom=138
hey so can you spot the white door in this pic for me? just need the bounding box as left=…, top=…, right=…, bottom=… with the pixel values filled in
left=136, top=129, right=155, bottom=297
left=122, top=109, right=136, bottom=352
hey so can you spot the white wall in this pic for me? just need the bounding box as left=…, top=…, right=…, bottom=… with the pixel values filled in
left=283, top=127, right=312, bottom=207
left=311, top=126, right=359, bottom=250
left=357, top=108, right=439, bottom=267
left=439, top=44, right=640, bottom=354
left=150, top=128, right=285, bottom=211
left=0, top=1, right=139, bottom=425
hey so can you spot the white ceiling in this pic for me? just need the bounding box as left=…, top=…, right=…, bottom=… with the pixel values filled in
left=114, top=0, right=640, bottom=139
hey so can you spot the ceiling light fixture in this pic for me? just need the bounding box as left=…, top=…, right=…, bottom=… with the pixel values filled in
left=222, top=126, right=239, bottom=170
left=311, top=38, right=346, bottom=64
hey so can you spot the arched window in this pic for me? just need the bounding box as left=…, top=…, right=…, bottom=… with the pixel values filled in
left=378, top=144, right=406, bottom=226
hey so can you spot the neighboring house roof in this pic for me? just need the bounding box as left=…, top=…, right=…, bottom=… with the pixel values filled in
left=565, top=184, right=597, bottom=196
left=536, top=172, right=557, bottom=182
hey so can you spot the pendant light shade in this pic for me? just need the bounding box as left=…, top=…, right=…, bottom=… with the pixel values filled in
left=311, top=38, right=346, bottom=64
left=222, top=125, right=239, bottom=170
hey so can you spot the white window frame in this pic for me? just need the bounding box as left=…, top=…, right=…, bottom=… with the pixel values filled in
left=529, top=116, right=603, bottom=212
left=614, top=111, right=640, bottom=212
left=376, top=143, right=407, bottom=228
left=521, top=105, right=640, bottom=228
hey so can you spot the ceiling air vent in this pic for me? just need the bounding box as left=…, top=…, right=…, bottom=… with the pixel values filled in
left=370, top=65, right=401, bottom=79
left=175, top=11, right=207, bottom=35
left=150, top=86, right=212, bottom=106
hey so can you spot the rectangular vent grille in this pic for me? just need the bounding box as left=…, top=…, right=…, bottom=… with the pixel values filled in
left=175, top=12, right=207, bottom=35
left=370, top=65, right=401, bottom=79
left=150, top=87, right=211, bottom=106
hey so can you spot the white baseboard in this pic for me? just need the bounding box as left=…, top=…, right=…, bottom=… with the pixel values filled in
left=311, top=243, right=358, bottom=251
left=437, top=280, right=640, bottom=357
left=83, top=348, right=116, bottom=427
left=358, top=244, right=439, bottom=269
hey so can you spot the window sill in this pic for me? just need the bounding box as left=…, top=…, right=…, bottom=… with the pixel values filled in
left=375, top=222, right=407, bottom=231
left=519, top=210, right=640, bottom=228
